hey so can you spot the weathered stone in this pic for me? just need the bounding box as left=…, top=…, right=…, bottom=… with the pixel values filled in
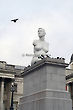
left=19, top=58, right=72, bottom=110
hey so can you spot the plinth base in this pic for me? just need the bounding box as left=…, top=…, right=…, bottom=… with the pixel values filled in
left=19, top=58, right=72, bottom=110
left=19, top=89, right=72, bottom=110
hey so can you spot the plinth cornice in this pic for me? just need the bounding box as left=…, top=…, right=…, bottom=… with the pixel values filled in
left=20, top=57, right=68, bottom=76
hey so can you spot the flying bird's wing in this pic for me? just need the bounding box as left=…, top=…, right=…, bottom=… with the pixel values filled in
left=11, top=19, right=18, bottom=22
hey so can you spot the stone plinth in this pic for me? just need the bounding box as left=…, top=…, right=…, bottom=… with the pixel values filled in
left=19, top=57, right=72, bottom=110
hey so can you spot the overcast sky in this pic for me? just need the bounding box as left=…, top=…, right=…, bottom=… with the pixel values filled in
left=0, top=0, right=73, bottom=66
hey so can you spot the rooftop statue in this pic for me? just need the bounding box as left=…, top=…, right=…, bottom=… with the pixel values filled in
left=31, top=28, right=49, bottom=64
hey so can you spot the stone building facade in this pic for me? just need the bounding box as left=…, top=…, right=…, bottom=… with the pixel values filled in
left=0, top=61, right=24, bottom=110
left=0, top=56, right=73, bottom=110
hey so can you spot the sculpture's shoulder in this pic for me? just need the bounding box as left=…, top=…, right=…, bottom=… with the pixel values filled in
left=45, top=41, right=49, bottom=45
left=43, top=41, right=49, bottom=47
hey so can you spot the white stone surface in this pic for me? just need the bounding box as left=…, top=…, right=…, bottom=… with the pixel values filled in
left=31, top=28, right=49, bottom=64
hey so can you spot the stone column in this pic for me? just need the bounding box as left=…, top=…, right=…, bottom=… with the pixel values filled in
left=0, top=79, right=4, bottom=110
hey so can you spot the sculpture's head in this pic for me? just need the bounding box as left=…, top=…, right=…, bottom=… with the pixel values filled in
left=38, top=28, right=46, bottom=39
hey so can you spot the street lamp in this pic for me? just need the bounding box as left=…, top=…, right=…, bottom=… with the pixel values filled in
left=10, top=83, right=15, bottom=110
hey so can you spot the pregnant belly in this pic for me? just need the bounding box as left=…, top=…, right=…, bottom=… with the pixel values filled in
left=34, top=50, right=46, bottom=56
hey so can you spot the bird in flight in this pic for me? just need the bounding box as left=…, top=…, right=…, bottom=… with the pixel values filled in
left=11, top=18, right=18, bottom=23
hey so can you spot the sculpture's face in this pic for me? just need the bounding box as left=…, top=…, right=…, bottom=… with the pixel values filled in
left=38, top=28, right=46, bottom=38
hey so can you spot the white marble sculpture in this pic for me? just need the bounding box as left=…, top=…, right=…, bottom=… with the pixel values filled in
left=31, top=28, right=49, bottom=64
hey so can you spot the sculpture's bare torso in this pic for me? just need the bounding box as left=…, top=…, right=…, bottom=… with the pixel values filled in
left=31, top=28, right=49, bottom=64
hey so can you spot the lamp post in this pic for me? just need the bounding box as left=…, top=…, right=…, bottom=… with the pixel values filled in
left=10, top=83, right=15, bottom=110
